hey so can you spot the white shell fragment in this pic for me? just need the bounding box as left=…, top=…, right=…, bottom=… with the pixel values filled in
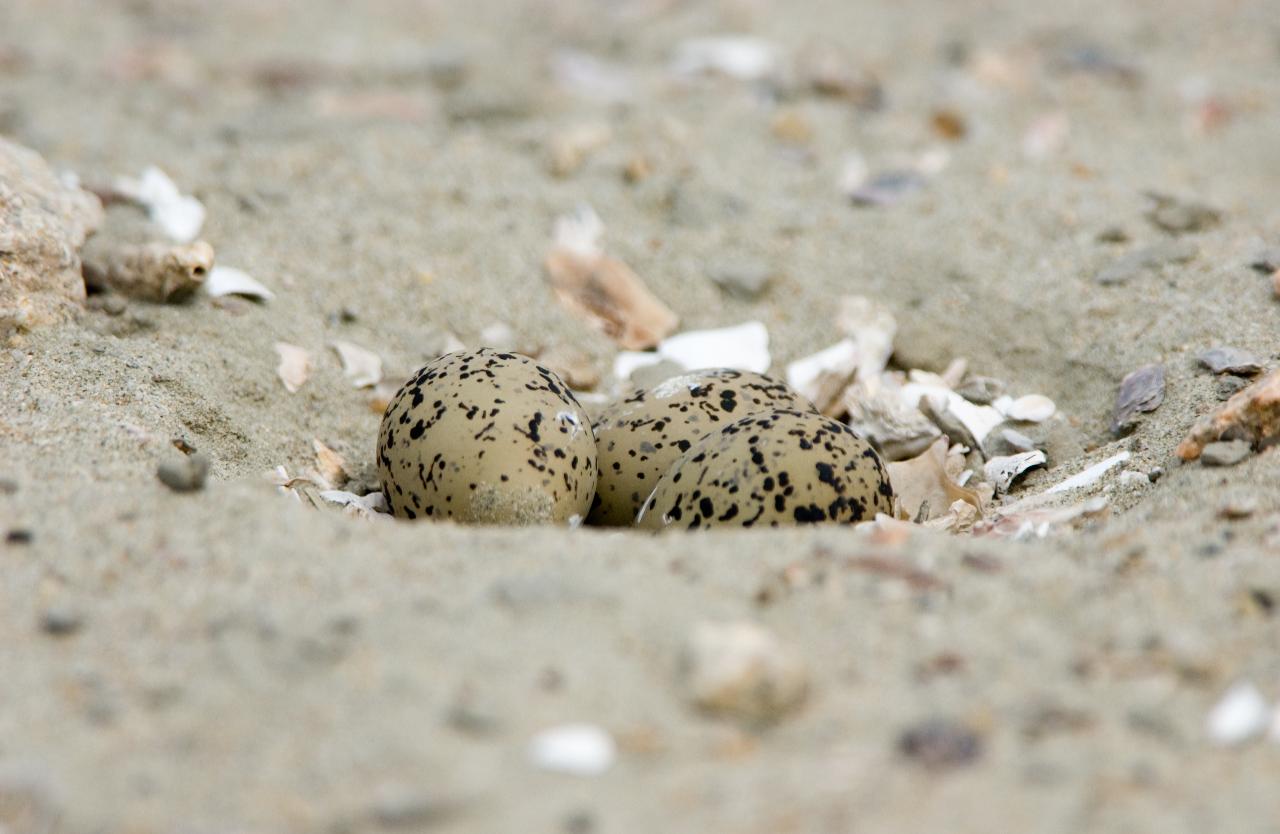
left=614, top=321, right=772, bottom=381
left=205, top=266, right=274, bottom=301
left=672, top=36, right=779, bottom=81
left=318, top=489, right=389, bottom=520
left=1044, top=451, right=1130, bottom=495
left=527, top=724, right=617, bottom=776
left=983, top=450, right=1047, bottom=494
left=996, top=394, right=1057, bottom=423
left=330, top=340, right=383, bottom=388
left=312, top=438, right=348, bottom=490
left=113, top=166, right=206, bottom=243
left=1207, top=682, right=1269, bottom=746
left=843, top=376, right=940, bottom=461
left=903, top=382, right=1005, bottom=444
left=836, top=296, right=897, bottom=380
left=785, top=339, right=859, bottom=414
left=274, top=342, right=311, bottom=393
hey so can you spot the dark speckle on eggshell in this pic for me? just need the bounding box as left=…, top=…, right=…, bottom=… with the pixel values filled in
left=636, top=408, right=893, bottom=530
left=377, top=348, right=597, bottom=525
left=588, top=369, right=816, bottom=526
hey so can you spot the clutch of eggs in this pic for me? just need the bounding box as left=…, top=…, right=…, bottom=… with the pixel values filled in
left=377, top=349, right=597, bottom=525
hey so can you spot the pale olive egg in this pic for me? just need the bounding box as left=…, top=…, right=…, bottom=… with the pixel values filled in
left=588, top=369, right=815, bottom=526
left=377, top=349, right=596, bottom=524
left=636, top=408, right=893, bottom=530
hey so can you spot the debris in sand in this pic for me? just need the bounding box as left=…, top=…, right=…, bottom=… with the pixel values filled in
left=930, top=109, right=968, bottom=141
left=545, top=205, right=678, bottom=351
left=956, top=376, right=1005, bottom=405
left=1045, top=451, right=1130, bottom=495
left=786, top=340, right=859, bottom=415
left=848, top=170, right=925, bottom=207
left=1247, top=246, right=1280, bottom=275
left=887, top=438, right=984, bottom=521
left=82, top=240, right=213, bottom=302
left=917, top=395, right=979, bottom=451
left=1118, top=470, right=1150, bottom=488
left=898, top=717, right=983, bottom=771
left=205, top=266, right=274, bottom=301
left=799, top=44, right=882, bottom=107
left=548, top=123, right=612, bottom=177
left=680, top=621, right=809, bottom=725
left=902, top=381, right=1004, bottom=446
left=1111, top=363, right=1165, bottom=435
left=1177, top=368, right=1280, bottom=461
left=836, top=295, right=897, bottom=380
left=1200, top=440, right=1252, bottom=467
left=1144, top=192, right=1221, bottom=235
left=112, top=166, right=205, bottom=243
left=311, top=439, right=348, bottom=489
left=1095, top=240, right=1197, bottom=285
left=156, top=453, right=210, bottom=493
left=1022, top=111, right=1070, bottom=159
left=844, top=376, right=941, bottom=461
left=1197, top=346, right=1264, bottom=377
left=39, top=603, right=84, bottom=637
left=478, top=322, right=516, bottom=351
left=274, top=342, right=311, bottom=393
left=613, top=321, right=771, bottom=380
left=996, top=394, right=1056, bottom=423
left=671, top=36, right=779, bottom=82
left=710, top=261, right=773, bottom=300
left=551, top=50, right=634, bottom=103
left=330, top=340, right=383, bottom=388
left=991, top=427, right=1038, bottom=454
left=977, top=496, right=1110, bottom=539
left=1207, top=682, right=1269, bottom=745
left=537, top=346, right=600, bottom=391
left=0, top=136, right=103, bottom=337
left=770, top=108, right=814, bottom=145
left=318, top=489, right=388, bottom=520
left=528, top=724, right=616, bottom=776
left=984, top=451, right=1047, bottom=494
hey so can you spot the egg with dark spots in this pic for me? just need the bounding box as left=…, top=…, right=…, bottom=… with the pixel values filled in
left=378, top=349, right=597, bottom=525
left=588, top=369, right=816, bottom=526
left=636, top=408, right=893, bottom=530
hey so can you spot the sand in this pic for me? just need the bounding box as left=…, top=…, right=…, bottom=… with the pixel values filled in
left=2, top=0, right=1280, bottom=830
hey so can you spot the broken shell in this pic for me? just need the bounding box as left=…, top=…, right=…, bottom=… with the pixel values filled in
left=113, top=165, right=205, bottom=243
left=330, top=340, right=383, bottom=389
left=887, top=438, right=985, bottom=522
left=843, top=376, right=941, bottom=461
left=274, top=342, right=311, bottom=393
left=784, top=339, right=859, bottom=415
left=1111, top=363, right=1165, bottom=435
left=83, top=240, right=213, bottom=303
left=1197, top=346, right=1264, bottom=376
left=681, top=621, right=809, bottom=725
left=205, top=266, right=274, bottom=301
left=983, top=451, right=1047, bottom=494
left=997, top=394, right=1057, bottom=423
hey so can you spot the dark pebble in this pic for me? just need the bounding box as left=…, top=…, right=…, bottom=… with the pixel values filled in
left=1095, top=240, right=1197, bottom=285
left=710, top=262, right=773, bottom=300
left=849, top=171, right=925, bottom=207
left=1144, top=193, right=1222, bottom=235
left=6, top=528, right=33, bottom=544
left=1197, top=346, right=1264, bottom=376
left=0, top=477, right=17, bottom=494
left=1216, top=376, right=1249, bottom=401
left=157, top=453, right=210, bottom=493
left=39, top=604, right=84, bottom=636
left=898, top=717, right=983, bottom=771
left=955, top=376, right=1005, bottom=405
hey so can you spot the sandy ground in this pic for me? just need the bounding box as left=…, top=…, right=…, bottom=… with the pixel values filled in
left=3, top=0, right=1280, bottom=831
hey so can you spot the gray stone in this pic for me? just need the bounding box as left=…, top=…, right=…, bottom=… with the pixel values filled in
left=1197, top=346, right=1264, bottom=376
left=1145, top=193, right=1221, bottom=235
left=1095, top=240, right=1197, bottom=285
left=710, top=262, right=773, bottom=300
left=1112, top=363, right=1165, bottom=435
left=39, top=604, right=84, bottom=636
left=1200, top=440, right=1252, bottom=467
left=955, top=376, right=1005, bottom=405
left=157, top=453, right=210, bottom=492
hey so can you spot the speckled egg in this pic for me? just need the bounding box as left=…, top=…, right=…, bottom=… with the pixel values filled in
left=589, top=369, right=816, bottom=526
left=377, top=349, right=597, bottom=525
left=636, top=408, right=893, bottom=530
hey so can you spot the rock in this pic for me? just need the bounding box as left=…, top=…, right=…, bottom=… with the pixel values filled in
left=680, top=621, right=809, bottom=725
left=897, top=717, right=983, bottom=770
left=1111, top=363, right=1165, bottom=435
left=955, top=376, right=1005, bottom=405
left=1217, top=376, right=1249, bottom=400
left=0, top=136, right=103, bottom=338
left=848, top=171, right=925, bottom=207
left=1197, top=346, right=1264, bottom=376
left=710, top=261, right=773, bottom=300
left=527, top=724, right=616, bottom=776
left=157, top=453, right=210, bottom=492
left=1207, top=681, right=1268, bottom=745
left=1247, top=245, right=1280, bottom=274
left=82, top=239, right=213, bottom=302
left=1199, top=440, right=1252, bottom=467
left=1145, top=193, right=1222, bottom=235
left=39, top=604, right=84, bottom=636
left=1178, top=368, right=1280, bottom=460
left=1095, top=240, right=1197, bottom=285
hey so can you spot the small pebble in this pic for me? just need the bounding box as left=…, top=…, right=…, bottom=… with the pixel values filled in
left=369, top=785, right=451, bottom=828
left=1095, top=226, right=1129, bottom=244
left=680, top=621, right=809, bottom=725
left=1207, top=681, right=1268, bottom=745
left=898, top=717, right=983, bottom=771
left=999, top=428, right=1038, bottom=453
left=1118, top=470, right=1150, bottom=488
left=1095, top=240, right=1197, bottom=285
left=1145, top=194, right=1221, bottom=235
left=0, top=477, right=17, bottom=494
left=528, top=724, right=616, bottom=776
left=39, top=604, right=84, bottom=636
left=849, top=171, right=925, bottom=207
left=1246, top=246, right=1280, bottom=274
left=6, top=528, right=33, bottom=544
left=1200, top=440, right=1252, bottom=467
left=1197, top=346, right=1264, bottom=376
left=1217, top=376, right=1249, bottom=400
left=156, top=453, right=210, bottom=492
left=1218, top=499, right=1257, bottom=520
left=955, top=376, right=1005, bottom=405
left=710, top=262, right=773, bottom=301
